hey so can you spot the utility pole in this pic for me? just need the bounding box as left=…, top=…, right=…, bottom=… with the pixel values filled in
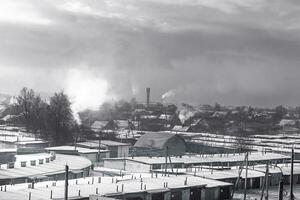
left=168, top=154, right=174, bottom=173
left=98, top=133, right=101, bottom=162
left=243, top=152, right=249, bottom=200
left=231, top=153, right=248, bottom=198
left=289, top=147, right=294, bottom=200
left=123, top=153, right=126, bottom=171
left=265, top=161, right=269, bottom=200
left=74, top=134, right=77, bottom=151
left=64, top=165, right=69, bottom=200
left=278, top=178, right=283, bottom=200
left=164, top=146, right=168, bottom=176
left=260, top=166, right=267, bottom=200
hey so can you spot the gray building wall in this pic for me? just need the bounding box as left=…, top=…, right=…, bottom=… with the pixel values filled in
left=165, top=137, right=186, bottom=156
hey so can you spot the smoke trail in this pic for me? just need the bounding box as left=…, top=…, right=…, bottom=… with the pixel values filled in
left=162, top=90, right=175, bottom=100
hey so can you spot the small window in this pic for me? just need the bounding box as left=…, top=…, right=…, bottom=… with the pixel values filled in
left=8, top=162, right=14, bottom=169
left=152, top=164, right=161, bottom=170
left=39, top=159, right=44, bottom=164
left=46, top=158, right=50, bottom=163
left=30, top=160, right=36, bottom=166
left=21, top=161, right=27, bottom=167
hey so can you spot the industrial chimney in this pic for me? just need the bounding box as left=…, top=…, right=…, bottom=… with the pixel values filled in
left=146, top=88, right=150, bottom=107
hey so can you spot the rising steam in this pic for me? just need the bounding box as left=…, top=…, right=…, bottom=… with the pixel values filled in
left=162, top=90, right=175, bottom=101
left=65, top=68, right=109, bottom=124
left=177, top=103, right=196, bottom=124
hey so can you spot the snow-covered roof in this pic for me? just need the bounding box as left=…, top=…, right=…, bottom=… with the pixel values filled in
left=45, top=146, right=101, bottom=154
left=88, top=140, right=130, bottom=147
left=134, top=132, right=184, bottom=149
left=0, top=154, right=91, bottom=180
left=105, top=152, right=288, bottom=165
left=279, top=119, right=296, bottom=126
left=172, top=125, right=190, bottom=132
left=158, top=114, right=173, bottom=121
left=0, top=174, right=231, bottom=200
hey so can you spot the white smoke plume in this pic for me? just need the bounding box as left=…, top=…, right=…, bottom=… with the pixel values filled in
left=177, top=103, right=196, bottom=124
left=162, top=90, right=175, bottom=101
left=178, top=110, right=195, bottom=124
left=65, top=68, right=109, bottom=124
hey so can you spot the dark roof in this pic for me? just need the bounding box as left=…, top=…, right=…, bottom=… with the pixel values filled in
left=134, top=132, right=183, bottom=149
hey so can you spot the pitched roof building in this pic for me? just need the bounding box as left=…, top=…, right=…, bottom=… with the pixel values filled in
left=134, top=132, right=186, bottom=156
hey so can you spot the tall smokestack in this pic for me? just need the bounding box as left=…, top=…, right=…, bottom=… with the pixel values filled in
left=146, top=88, right=150, bottom=107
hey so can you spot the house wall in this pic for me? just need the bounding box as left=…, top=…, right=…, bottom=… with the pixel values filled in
left=220, top=186, right=232, bottom=200
left=104, top=159, right=151, bottom=172
left=125, top=160, right=151, bottom=173
left=108, top=146, right=118, bottom=158
left=80, top=153, right=98, bottom=163
left=124, top=192, right=146, bottom=200
left=202, top=187, right=220, bottom=200
left=182, top=188, right=190, bottom=200
left=21, top=142, right=49, bottom=149
left=0, top=166, right=90, bottom=186
left=117, top=146, right=130, bottom=157
left=269, top=173, right=281, bottom=186
left=165, top=137, right=186, bottom=156
left=164, top=191, right=171, bottom=200
left=104, top=159, right=125, bottom=170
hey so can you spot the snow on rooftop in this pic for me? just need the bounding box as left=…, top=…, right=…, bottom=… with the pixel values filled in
left=106, top=152, right=288, bottom=165
left=0, top=154, right=91, bottom=180
left=88, top=140, right=130, bottom=146
left=0, top=148, right=16, bottom=153
left=154, top=167, right=265, bottom=180
left=45, top=146, right=105, bottom=154
left=0, top=174, right=231, bottom=200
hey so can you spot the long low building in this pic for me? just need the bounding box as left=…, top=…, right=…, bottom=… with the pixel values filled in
left=254, top=163, right=300, bottom=185
left=104, top=152, right=289, bottom=172
left=0, top=174, right=232, bottom=200
left=153, top=163, right=300, bottom=190
left=77, top=140, right=131, bottom=158
left=0, top=154, right=92, bottom=185
left=45, top=146, right=110, bottom=163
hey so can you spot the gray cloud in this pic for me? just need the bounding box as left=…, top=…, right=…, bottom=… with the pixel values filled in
left=1, top=0, right=300, bottom=107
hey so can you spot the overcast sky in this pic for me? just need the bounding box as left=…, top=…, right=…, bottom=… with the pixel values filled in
left=1, top=0, right=300, bottom=108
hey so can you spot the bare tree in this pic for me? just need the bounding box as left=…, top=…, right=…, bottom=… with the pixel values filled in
left=16, top=87, right=35, bottom=132
left=48, top=92, right=74, bottom=145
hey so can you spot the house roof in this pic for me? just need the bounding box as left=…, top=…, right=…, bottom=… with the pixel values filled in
left=172, top=125, right=190, bottom=132
left=45, top=146, right=103, bottom=154
left=91, top=121, right=109, bottom=130
left=158, top=114, right=173, bottom=121
left=0, top=154, right=91, bottom=180
left=134, top=132, right=184, bottom=149
left=88, top=140, right=130, bottom=147
left=76, top=141, right=107, bottom=149
left=0, top=174, right=231, bottom=200
left=105, top=152, right=288, bottom=165
left=115, top=120, right=129, bottom=129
